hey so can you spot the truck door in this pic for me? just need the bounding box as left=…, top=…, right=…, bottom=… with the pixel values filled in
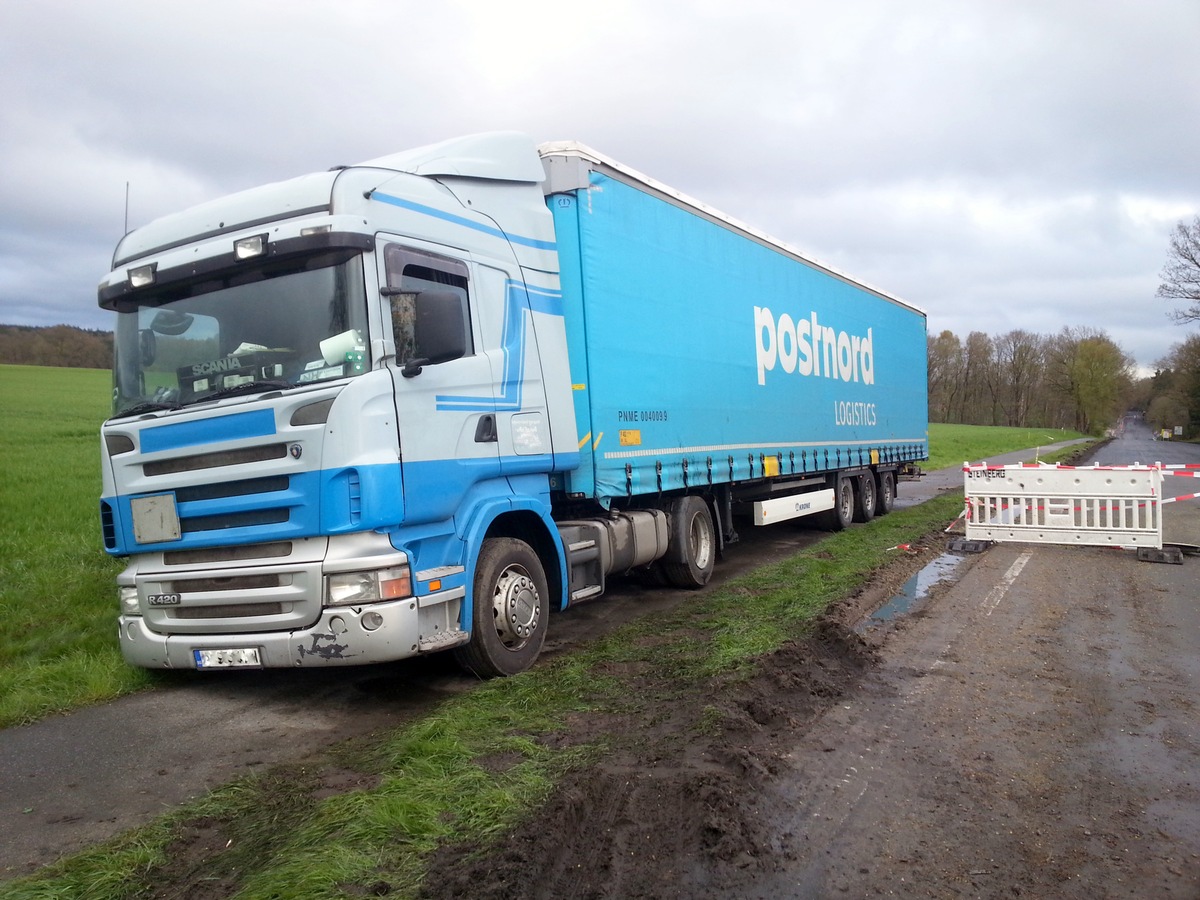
left=378, top=240, right=500, bottom=525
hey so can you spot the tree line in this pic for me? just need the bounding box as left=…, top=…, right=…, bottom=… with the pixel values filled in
left=0, top=324, right=113, bottom=369
left=927, top=327, right=1133, bottom=435
left=1134, top=334, right=1200, bottom=439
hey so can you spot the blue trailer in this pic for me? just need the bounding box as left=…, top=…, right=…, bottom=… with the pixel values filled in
left=98, top=133, right=927, bottom=677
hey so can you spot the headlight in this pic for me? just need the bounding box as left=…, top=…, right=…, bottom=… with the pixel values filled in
left=327, top=565, right=412, bottom=606
left=119, top=585, right=140, bottom=616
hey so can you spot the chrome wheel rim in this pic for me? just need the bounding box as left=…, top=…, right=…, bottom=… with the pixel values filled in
left=490, top=564, right=540, bottom=649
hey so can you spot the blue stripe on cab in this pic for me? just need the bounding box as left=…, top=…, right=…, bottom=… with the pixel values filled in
left=140, top=409, right=277, bottom=453
left=371, top=192, right=557, bottom=251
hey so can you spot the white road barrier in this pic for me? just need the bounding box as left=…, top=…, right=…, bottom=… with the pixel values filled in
left=1159, top=464, right=1200, bottom=506
left=963, top=463, right=1164, bottom=549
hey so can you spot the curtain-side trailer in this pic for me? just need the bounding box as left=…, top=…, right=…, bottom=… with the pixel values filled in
left=98, top=133, right=927, bottom=678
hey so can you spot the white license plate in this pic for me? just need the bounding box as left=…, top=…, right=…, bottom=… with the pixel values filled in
left=193, top=647, right=262, bottom=669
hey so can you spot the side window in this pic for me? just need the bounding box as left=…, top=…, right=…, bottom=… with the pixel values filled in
left=383, top=245, right=472, bottom=364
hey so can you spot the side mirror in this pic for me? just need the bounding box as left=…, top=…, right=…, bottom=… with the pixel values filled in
left=401, top=291, right=467, bottom=378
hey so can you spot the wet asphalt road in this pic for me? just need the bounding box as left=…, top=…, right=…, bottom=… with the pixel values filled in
left=746, top=421, right=1200, bottom=897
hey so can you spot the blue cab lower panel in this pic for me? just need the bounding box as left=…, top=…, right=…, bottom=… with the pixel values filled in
left=102, top=464, right=404, bottom=555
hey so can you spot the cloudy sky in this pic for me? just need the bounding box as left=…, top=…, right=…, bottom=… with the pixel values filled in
left=2, top=0, right=1198, bottom=371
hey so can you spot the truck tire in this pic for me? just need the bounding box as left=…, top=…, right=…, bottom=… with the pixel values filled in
left=876, top=471, right=896, bottom=515
left=663, top=495, right=716, bottom=589
left=821, top=476, right=855, bottom=531
left=453, top=537, right=549, bottom=678
left=853, top=474, right=877, bottom=523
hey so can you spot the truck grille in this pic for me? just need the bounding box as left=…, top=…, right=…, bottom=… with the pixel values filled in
left=175, top=476, right=289, bottom=502
left=173, top=603, right=285, bottom=619
left=172, top=573, right=282, bottom=592
left=163, top=542, right=293, bottom=566
left=144, top=443, right=288, bottom=476
left=182, top=507, right=290, bottom=534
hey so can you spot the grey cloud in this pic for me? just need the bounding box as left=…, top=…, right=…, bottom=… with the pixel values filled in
left=1, top=0, right=1197, bottom=369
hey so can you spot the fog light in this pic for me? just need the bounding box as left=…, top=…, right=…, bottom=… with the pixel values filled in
left=119, top=585, right=140, bottom=615
left=361, top=611, right=384, bottom=631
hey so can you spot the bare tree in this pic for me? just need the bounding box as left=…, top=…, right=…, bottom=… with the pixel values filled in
left=961, top=331, right=995, bottom=425
left=991, top=330, right=1045, bottom=427
left=1157, top=216, right=1200, bottom=323
left=927, top=330, right=963, bottom=422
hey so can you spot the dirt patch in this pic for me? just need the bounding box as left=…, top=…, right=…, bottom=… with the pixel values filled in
left=414, top=511, right=1200, bottom=900
left=142, top=763, right=335, bottom=900
left=421, top=620, right=880, bottom=899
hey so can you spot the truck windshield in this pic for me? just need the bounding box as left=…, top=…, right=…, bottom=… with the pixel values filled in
left=111, top=249, right=369, bottom=417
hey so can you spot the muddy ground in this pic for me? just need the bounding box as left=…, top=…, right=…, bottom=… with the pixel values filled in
left=418, top=529, right=1199, bottom=900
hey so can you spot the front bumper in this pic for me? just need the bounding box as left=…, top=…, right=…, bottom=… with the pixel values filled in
left=118, top=597, right=423, bottom=669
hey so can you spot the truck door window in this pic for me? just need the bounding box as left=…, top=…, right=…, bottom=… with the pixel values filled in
left=383, top=245, right=472, bottom=365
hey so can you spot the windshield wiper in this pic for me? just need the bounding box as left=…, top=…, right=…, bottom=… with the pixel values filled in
left=202, top=380, right=296, bottom=401
left=116, top=400, right=183, bottom=418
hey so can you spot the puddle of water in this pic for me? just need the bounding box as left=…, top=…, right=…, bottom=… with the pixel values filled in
left=858, top=552, right=968, bottom=631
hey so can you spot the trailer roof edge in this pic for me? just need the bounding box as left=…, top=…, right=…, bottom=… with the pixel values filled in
left=538, top=140, right=925, bottom=318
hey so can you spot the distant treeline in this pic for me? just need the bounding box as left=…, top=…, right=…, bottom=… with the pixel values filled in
left=927, top=327, right=1132, bottom=435
left=930, top=325, right=1200, bottom=438
left=0, top=324, right=113, bottom=369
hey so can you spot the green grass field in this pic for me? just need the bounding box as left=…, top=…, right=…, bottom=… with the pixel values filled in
left=925, top=423, right=1087, bottom=470
left=0, top=365, right=152, bottom=727
left=0, top=363, right=1088, bottom=729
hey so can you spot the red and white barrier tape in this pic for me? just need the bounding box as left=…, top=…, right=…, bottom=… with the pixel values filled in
left=1162, top=492, right=1200, bottom=505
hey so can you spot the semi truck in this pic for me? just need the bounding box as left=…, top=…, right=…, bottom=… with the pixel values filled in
left=98, top=132, right=928, bottom=677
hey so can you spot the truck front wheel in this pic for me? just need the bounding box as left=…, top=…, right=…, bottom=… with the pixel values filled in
left=454, top=537, right=549, bottom=677
left=663, top=495, right=716, bottom=589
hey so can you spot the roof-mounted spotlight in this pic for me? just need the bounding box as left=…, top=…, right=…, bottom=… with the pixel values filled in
left=127, top=263, right=157, bottom=288
left=234, top=233, right=268, bottom=259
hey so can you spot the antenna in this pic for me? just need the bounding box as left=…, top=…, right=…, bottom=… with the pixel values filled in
left=124, top=182, right=130, bottom=235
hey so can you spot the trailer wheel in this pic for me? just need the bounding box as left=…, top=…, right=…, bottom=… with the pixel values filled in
left=876, top=471, right=896, bottom=515
left=853, top=474, right=877, bottom=523
left=821, top=476, right=855, bottom=531
left=663, top=495, right=716, bottom=589
left=453, top=537, right=549, bottom=678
